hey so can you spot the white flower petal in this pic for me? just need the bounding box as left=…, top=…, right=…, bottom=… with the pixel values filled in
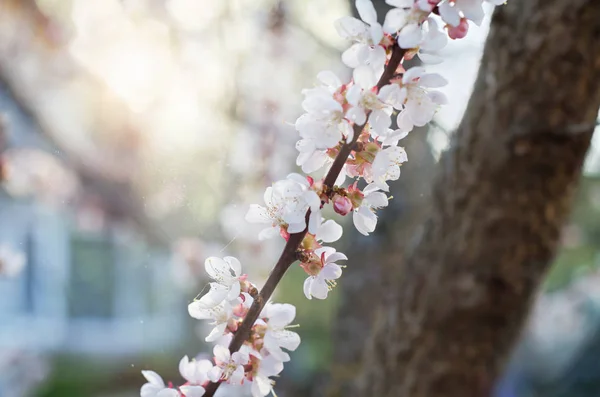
left=179, top=385, right=206, bottom=397
left=353, top=206, right=378, bottom=236
left=356, top=0, right=378, bottom=25
left=316, top=220, right=343, bottom=243
left=439, top=1, right=461, bottom=26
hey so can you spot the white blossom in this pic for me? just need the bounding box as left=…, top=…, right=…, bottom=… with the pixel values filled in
left=353, top=184, right=389, bottom=236
left=371, top=146, right=408, bottom=191
left=335, top=0, right=386, bottom=70
left=208, top=345, right=249, bottom=385
left=140, top=371, right=178, bottom=397
left=179, top=356, right=213, bottom=386
left=193, top=256, right=243, bottom=309
left=303, top=247, right=347, bottom=300
left=383, top=1, right=428, bottom=49
left=246, top=174, right=321, bottom=238
left=395, top=66, right=448, bottom=132
left=260, top=303, right=301, bottom=362
left=250, top=355, right=284, bottom=397
left=346, top=66, right=404, bottom=138
left=188, top=299, right=234, bottom=342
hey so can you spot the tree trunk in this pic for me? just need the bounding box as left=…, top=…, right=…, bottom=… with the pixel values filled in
left=351, top=1, right=600, bottom=396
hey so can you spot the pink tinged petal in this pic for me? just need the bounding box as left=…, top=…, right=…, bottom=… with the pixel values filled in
left=303, top=277, right=313, bottom=300
left=310, top=276, right=330, bottom=299
left=356, top=0, right=378, bottom=25
left=439, top=1, right=461, bottom=26
left=245, top=205, right=270, bottom=224
left=207, top=367, right=223, bottom=383
left=353, top=206, right=378, bottom=236
left=258, top=226, right=280, bottom=241
left=334, top=16, right=368, bottom=39
left=157, top=390, right=180, bottom=397
left=402, top=66, right=426, bottom=84
left=346, top=106, right=367, bottom=126
left=419, top=73, right=448, bottom=88
left=383, top=8, right=408, bottom=34
left=316, top=220, right=343, bottom=243
left=213, top=344, right=231, bottom=363
left=397, top=24, right=423, bottom=49
left=179, top=385, right=206, bottom=397
left=317, top=70, right=342, bottom=90
left=353, top=65, right=377, bottom=89
left=458, top=0, right=485, bottom=25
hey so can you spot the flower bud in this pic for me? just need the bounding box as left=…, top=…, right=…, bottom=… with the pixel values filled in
left=448, top=18, right=469, bottom=40
left=333, top=195, right=353, bottom=216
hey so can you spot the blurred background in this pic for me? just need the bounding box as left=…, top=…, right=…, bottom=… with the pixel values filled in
left=0, top=1, right=599, bottom=396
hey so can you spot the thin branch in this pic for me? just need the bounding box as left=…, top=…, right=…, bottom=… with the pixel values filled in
left=203, top=44, right=406, bottom=397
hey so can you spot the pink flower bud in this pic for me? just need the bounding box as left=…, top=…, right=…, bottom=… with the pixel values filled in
left=333, top=195, right=353, bottom=216
left=447, top=18, right=469, bottom=40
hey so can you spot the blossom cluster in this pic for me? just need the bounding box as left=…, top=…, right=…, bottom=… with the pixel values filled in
left=141, top=256, right=300, bottom=397
left=142, top=0, right=502, bottom=395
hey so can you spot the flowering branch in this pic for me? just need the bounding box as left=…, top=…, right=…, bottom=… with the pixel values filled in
left=139, top=2, right=505, bottom=397
left=202, top=42, right=407, bottom=397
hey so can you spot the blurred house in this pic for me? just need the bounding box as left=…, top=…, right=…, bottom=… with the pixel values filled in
left=0, top=79, right=184, bottom=358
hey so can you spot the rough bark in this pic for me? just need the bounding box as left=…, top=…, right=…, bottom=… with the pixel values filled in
left=351, top=1, right=600, bottom=396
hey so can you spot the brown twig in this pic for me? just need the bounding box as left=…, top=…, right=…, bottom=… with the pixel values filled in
left=203, top=44, right=405, bottom=397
